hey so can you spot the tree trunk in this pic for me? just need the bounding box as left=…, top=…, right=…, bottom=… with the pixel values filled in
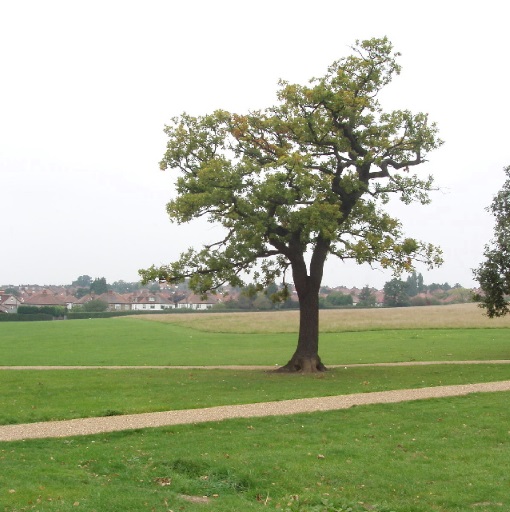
left=277, top=288, right=326, bottom=372
left=277, top=240, right=329, bottom=373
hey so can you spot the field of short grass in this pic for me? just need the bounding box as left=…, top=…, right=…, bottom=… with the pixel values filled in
left=2, top=364, right=510, bottom=426
left=1, top=392, right=509, bottom=511
left=1, top=304, right=509, bottom=511
left=1, top=304, right=509, bottom=366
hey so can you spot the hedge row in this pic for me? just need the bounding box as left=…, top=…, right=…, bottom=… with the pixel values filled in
left=18, top=305, right=67, bottom=317
left=0, top=313, right=54, bottom=322
left=66, top=309, right=182, bottom=319
left=65, top=308, right=243, bottom=319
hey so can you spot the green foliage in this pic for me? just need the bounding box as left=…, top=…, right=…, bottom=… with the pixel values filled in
left=66, top=310, right=176, bottom=319
left=383, top=278, right=410, bottom=307
left=17, top=305, right=66, bottom=317
left=0, top=313, right=53, bottom=322
left=3, top=286, right=20, bottom=297
left=405, top=270, right=423, bottom=297
left=409, top=295, right=441, bottom=307
left=140, top=37, right=442, bottom=293
left=16, top=305, right=43, bottom=314
left=89, top=277, right=108, bottom=295
left=324, top=291, right=353, bottom=307
left=357, top=285, right=377, bottom=307
left=74, top=287, right=89, bottom=299
left=474, top=165, right=510, bottom=317
left=426, top=282, right=451, bottom=292
left=110, top=280, right=141, bottom=293
left=79, top=299, right=109, bottom=313
left=71, top=274, right=92, bottom=287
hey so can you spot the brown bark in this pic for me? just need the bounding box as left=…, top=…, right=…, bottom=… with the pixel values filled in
left=277, top=288, right=327, bottom=372
left=277, top=239, right=329, bottom=373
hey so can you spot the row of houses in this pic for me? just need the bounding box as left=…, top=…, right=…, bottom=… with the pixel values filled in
left=0, top=289, right=222, bottom=314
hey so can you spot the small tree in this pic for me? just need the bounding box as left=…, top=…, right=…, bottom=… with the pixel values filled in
left=75, top=288, right=90, bottom=299
left=474, top=165, right=510, bottom=317
left=140, top=37, right=442, bottom=372
left=383, top=278, right=410, bottom=307
left=417, top=272, right=424, bottom=294
left=90, top=277, right=108, bottom=296
left=357, top=285, right=376, bottom=307
left=3, top=287, right=20, bottom=297
left=111, top=280, right=141, bottom=293
left=406, top=272, right=416, bottom=297
left=325, top=291, right=353, bottom=307
left=72, top=275, right=92, bottom=288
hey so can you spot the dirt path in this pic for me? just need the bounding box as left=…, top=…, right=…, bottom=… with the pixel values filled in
left=1, top=379, right=510, bottom=442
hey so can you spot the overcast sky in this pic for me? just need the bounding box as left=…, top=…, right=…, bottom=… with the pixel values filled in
left=1, top=0, right=509, bottom=289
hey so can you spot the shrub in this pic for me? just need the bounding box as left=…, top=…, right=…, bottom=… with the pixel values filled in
left=17, top=305, right=66, bottom=317
left=0, top=313, right=53, bottom=322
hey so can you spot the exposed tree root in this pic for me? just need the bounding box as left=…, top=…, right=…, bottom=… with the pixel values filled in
left=276, top=355, right=327, bottom=373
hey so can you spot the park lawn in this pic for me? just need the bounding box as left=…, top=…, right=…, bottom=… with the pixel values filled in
left=0, top=317, right=509, bottom=366
left=2, top=308, right=509, bottom=510
left=1, top=391, right=508, bottom=512
left=1, top=364, right=510, bottom=425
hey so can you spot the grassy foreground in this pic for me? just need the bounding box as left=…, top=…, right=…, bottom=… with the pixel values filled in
left=2, top=364, right=510, bottom=426
left=1, top=392, right=509, bottom=511
left=1, top=304, right=509, bottom=511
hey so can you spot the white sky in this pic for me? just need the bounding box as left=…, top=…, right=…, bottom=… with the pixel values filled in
left=1, top=0, right=509, bottom=289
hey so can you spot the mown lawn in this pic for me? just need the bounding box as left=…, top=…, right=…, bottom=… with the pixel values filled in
left=1, top=317, right=509, bottom=366
left=1, top=392, right=509, bottom=511
left=2, top=365, right=510, bottom=426
left=1, top=308, right=509, bottom=511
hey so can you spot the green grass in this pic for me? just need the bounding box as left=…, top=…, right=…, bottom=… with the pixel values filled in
left=2, top=313, right=510, bottom=510
left=0, top=318, right=509, bottom=365
left=2, top=365, right=510, bottom=426
left=1, top=392, right=509, bottom=511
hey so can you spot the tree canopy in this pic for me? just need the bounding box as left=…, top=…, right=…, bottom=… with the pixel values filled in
left=357, top=285, right=377, bottom=307
left=140, top=37, right=443, bottom=371
left=474, top=165, right=510, bottom=317
left=72, top=275, right=92, bottom=288
left=89, top=277, right=108, bottom=296
left=383, top=278, right=410, bottom=307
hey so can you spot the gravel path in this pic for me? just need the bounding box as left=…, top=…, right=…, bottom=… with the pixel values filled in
left=1, top=379, right=509, bottom=442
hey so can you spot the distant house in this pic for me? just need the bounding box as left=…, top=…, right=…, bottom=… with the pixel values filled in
left=0, top=291, right=22, bottom=313
left=74, top=294, right=95, bottom=307
left=96, top=291, right=132, bottom=312
left=75, top=291, right=132, bottom=311
left=23, top=289, right=70, bottom=308
left=177, top=293, right=220, bottom=310
left=131, top=293, right=174, bottom=311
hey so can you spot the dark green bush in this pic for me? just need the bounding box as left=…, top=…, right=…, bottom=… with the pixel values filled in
left=0, top=313, right=53, bottom=322
left=18, top=305, right=67, bottom=317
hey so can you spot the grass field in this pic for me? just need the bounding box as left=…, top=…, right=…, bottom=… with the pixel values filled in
left=135, top=303, right=510, bottom=333
left=1, top=393, right=509, bottom=511
left=2, top=364, right=510, bottom=426
left=1, top=304, right=509, bottom=511
left=1, top=304, right=509, bottom=366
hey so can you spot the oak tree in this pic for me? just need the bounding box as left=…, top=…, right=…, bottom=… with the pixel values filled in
left=140, top=37, right=443, bottom=372
left=474, top=165, right=510, bottom=317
